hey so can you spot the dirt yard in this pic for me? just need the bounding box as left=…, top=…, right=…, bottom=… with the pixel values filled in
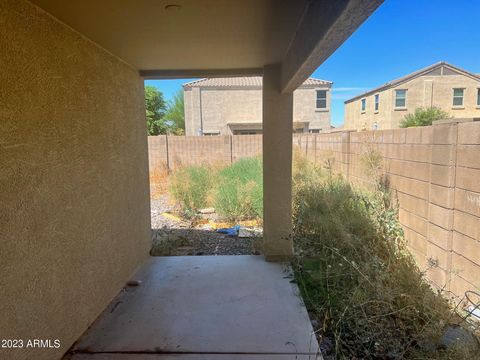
left=150, top=195, right=261, bottom=256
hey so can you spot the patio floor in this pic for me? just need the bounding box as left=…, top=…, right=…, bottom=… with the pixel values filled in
left=64, top=256, right=321, bottom=359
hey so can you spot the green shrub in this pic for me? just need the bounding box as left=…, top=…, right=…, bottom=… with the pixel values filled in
left=293, top=176, right=477, bottom=359
left=169, top=158, right=263, bottom=220
left=214, top=157, right=263, bottom=220
left=168, top=165, right=216, bottom=214
left=399, top=107, right=450, bottom=128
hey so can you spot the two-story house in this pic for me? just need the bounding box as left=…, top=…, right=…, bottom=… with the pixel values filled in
left=344, top=62, right=480, bottom=130
left=183, top=77, right=332, bottom=135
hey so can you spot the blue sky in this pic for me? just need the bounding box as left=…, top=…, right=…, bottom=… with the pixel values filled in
left=145, top=0, right=480, bottom=126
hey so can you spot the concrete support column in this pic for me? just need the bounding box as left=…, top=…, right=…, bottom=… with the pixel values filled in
left=263, top=64, right=294, bottom=261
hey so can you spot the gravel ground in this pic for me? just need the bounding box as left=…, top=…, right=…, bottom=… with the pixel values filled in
left=150, top=195, right=260, bottom=256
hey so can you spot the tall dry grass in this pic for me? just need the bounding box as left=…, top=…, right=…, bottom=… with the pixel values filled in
left=293, top=150, right=479, bottom=359
left=150, top=165, right=169, bottom=199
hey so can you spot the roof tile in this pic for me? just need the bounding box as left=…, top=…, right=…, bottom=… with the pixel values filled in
left=183, top=76, right=331, bottom=88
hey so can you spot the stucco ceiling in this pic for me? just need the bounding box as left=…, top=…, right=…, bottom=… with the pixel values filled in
left=30, top=0, right=308, bottom=72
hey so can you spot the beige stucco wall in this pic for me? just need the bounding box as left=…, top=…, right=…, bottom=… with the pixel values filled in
left=345, top=73, right=480, bottom=130
left=293, top=88, right=331, bottom=131
left=184, top=86, right=331, bottom=135
left=202, top=88, right=263, bottom=135
left=0, top=1, right=151, bottom=359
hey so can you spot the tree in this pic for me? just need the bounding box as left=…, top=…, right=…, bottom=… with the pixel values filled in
left=145, top=86, right=167, bottom=135
left=399, top=107, right=450, bottom=128
left=164, top=90, right=185, bottom=135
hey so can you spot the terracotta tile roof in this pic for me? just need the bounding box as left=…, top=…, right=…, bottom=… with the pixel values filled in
left=183, top=76, right=331, bottom=88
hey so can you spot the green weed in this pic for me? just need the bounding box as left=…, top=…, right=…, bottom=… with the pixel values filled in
left=214, top=157, right=263, bottom=221
left=169, top=158, right=262, bottom=220
left=168, top=165, right=217, bottom=214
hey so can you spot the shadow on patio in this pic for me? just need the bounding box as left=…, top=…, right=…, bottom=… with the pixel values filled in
left=63, top=256, right=321, bottom=360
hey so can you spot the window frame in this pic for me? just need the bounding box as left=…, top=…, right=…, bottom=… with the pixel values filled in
left=234, top=130, right=261, bottom=135
left=202, top=130, right=220, bottom=136
left=452, top=88, right=465, bottom=108
left=374, top=94, right=379, bottom=112
left=477, top=88, right=480, bottom=107
left=361, top=98, right=366, bottom=113
left=315, top=89, right=328, bottom=110
left=394, top=89, right=407, bottom=109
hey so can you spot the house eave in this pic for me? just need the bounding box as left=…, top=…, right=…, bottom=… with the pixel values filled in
left=344, top=61, right=480, bottom=104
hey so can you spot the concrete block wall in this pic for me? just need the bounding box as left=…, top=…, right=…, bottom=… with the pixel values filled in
left=170, top=136, right=232, bottom=168
left=148, top=136, right=169, bottom=173
left=293, top=134, right=317, bottom=162
left=349, top=128, right=431, bottom=273
left=148, top=122, right=480, bottom=299
left=232, top=134, right=263, bottom=161
left=345, top=121, right=480, bottom=299
left=149, top=133, right=346, bottom=172
left=451, top=122, right=480, bottom=296
left=314, top=131, right=349, bottom=174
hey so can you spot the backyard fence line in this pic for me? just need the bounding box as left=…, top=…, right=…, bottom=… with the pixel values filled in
left=148, top=132, right=345, bottom=171
left=148, top=119, right=480, bottom=300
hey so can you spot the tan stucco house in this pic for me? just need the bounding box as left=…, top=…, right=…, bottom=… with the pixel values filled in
left=344, top=62, right=480, bottom=130
left=183, top=77, right=332, bottom=135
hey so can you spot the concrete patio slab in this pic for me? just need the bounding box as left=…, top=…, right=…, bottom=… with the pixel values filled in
left=68, top=256, right=320, bottom=359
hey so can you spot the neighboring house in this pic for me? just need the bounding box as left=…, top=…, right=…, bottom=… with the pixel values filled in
left=183, top=77, right=332, bottom=135
left=344, top=62, right=480, bottom=130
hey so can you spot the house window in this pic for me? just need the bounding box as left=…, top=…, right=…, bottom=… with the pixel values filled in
left=309, top=129, right=321, bottom=134
left=453, top=88, right=464, bottom=106
left=233, top=130, right=262, bottom=135
left=203, top=131, right=220, bottom=136
left=374, top=94, right=379, bottom=112
left=316, top=90, right=327, bottom=109
left=395, top=89, right=406, bottom=108
left=477, top=89, right=480, bottom=106
left=361, top=98, right=366, bottom=112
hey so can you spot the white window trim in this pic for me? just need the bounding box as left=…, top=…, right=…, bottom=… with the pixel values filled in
left=394, top=89, right=407, bottom=110
left=374, top=93, right=379, bottom=113
left=452, top=88, right=465, bottom=109
left=315, top=89, right=328, bottom=112
left=361, top=98, right=366, bottom=113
